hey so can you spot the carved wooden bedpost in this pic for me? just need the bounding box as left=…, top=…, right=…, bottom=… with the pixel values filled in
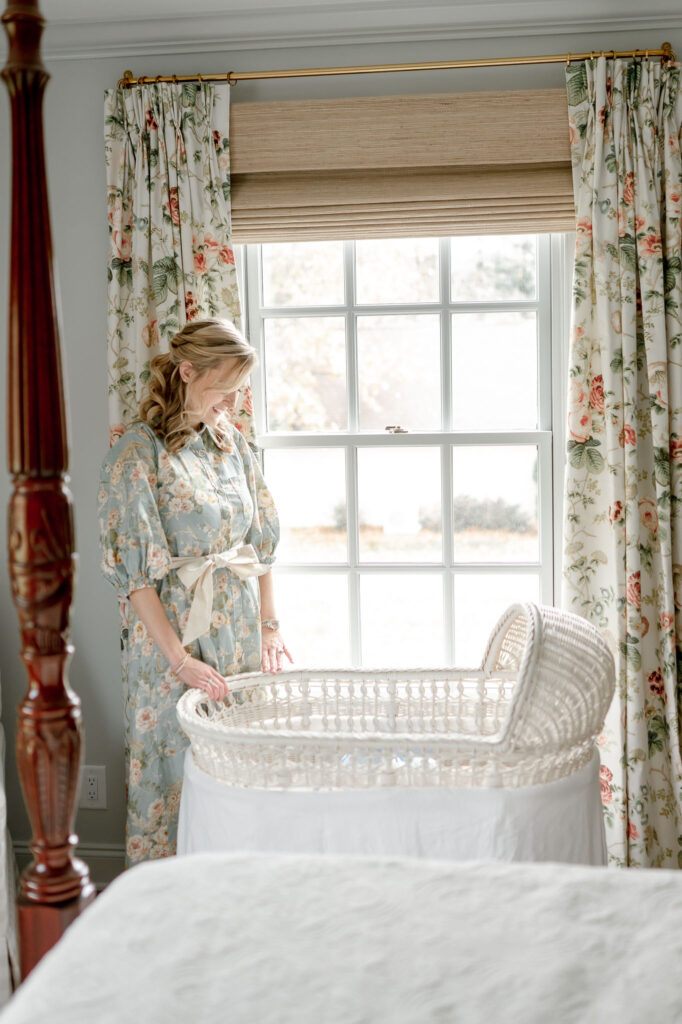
left=1, top=0, right=95, bottom=977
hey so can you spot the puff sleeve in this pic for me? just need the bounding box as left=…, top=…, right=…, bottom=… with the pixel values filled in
left=233, top=427, right=280, bottom=565
left=98, top=428, right=172, bottom=597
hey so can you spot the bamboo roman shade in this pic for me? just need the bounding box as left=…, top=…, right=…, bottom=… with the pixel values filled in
left=229, top=88, right=575, bottom=241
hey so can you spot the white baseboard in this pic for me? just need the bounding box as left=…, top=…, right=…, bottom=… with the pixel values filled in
left=13, top=841, right=126, bottom=892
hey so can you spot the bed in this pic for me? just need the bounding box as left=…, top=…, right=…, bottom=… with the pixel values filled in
left=4, top=1, right=682, bottom=1020
left=3, top=852, right=682, bottom=1024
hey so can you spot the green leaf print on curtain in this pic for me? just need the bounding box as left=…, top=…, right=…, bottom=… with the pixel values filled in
left=563, top=56, right=682, bottom=867
left=104, top=81, right=255, bottom=448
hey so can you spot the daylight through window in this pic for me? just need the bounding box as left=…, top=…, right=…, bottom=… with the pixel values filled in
left=242, top=235, right=567, bottom=669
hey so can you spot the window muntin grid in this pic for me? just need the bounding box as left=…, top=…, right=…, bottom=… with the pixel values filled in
left=243, top=235, right=565, bottom=667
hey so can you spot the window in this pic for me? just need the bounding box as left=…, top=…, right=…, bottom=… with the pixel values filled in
left=241, top=234, right=572, bottom=669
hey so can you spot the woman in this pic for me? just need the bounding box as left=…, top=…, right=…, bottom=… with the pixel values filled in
left=98, top=318, right=290, bottom=865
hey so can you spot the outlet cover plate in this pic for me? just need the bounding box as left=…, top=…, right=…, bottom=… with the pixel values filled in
left=79, top=765, right=107, bottom=810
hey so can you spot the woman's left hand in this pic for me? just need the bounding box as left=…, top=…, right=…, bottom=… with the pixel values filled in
left=261, top=628, right=293, bottom=673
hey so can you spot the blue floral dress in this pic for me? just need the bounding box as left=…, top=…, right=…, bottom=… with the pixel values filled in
left=98, top=421, right=279, bottom=865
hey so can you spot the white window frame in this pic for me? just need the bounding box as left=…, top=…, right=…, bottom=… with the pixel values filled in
left=239, top=234, right=573, bottom=665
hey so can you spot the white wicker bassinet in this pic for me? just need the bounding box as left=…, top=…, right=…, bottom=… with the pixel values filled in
left=176, top=603, right=616, bottom=790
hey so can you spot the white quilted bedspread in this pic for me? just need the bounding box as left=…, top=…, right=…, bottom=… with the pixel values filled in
left=2, top=853, right=682, bottom=1023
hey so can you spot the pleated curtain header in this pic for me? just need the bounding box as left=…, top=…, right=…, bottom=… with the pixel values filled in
left=228, top=88, right=575, bottom=241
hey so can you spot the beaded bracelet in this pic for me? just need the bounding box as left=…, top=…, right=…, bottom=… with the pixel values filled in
left=171, top=652, right=189, bottom=678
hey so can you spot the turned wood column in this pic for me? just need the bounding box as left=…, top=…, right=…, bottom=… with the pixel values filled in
left=1, top=0, right=95, bottom=977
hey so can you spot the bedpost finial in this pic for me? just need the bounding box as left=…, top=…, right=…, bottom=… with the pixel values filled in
left=1, top=0, right=47, bottom=80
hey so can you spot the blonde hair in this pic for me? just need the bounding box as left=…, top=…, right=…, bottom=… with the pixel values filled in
left=139, top=318, right=256, bottom=453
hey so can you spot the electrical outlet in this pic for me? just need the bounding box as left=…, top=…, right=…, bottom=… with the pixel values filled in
left=79, top=765, right=107, bottom=810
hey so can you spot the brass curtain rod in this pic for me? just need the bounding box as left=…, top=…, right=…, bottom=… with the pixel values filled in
left=118, top=41, right=677, bottom=89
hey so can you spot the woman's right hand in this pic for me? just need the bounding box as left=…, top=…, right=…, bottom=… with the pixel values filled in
left=177, top=656, right=231, bottom=700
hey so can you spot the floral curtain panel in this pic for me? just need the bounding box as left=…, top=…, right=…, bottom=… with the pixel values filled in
left=104, top=81, right=255, bottom=447
left=563, top=56, right=682, bottom=866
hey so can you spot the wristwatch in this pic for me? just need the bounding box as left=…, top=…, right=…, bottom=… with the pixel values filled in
left=261, top=618, right=280, bottom=631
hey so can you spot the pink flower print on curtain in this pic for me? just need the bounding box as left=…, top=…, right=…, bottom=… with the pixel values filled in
left=562, top=56, right=682, bottom=868
left=104, top=81, right=256, bottom=449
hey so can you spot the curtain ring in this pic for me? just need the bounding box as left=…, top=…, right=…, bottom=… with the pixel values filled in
left=566, top=52, right=571, bottom=67
left=155, top=75, right=163, bottom=84
left=645, top=50, right=649, bottom=61
left=197, top=73, right=203, bottom=84
left=137, top=75, right=145, bottom=86
left=172, top=74, right=178, bottom=85
left=227, top=71, right=237, bottom=87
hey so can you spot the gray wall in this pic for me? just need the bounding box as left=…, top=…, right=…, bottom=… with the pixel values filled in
left=1, top=24, right=680, bottom=875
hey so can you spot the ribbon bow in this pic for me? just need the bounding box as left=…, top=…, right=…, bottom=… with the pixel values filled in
left=170, top=545, right=270, bottom=646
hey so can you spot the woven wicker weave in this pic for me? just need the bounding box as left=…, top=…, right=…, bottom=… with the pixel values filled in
left=176, top=603, right=615, bottom=790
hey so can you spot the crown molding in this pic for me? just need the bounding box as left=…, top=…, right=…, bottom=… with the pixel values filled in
left=30, top=2, right=682, bottom=62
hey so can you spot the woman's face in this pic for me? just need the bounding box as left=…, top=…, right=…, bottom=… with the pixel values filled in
left=180, top=358, right=242, bottom=429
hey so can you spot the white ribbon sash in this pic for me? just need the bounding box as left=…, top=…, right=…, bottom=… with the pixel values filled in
left=170, top=544, right=270, bottom=646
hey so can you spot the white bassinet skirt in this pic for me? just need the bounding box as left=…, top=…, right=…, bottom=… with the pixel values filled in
left=177, top=747, right=607, bottom=865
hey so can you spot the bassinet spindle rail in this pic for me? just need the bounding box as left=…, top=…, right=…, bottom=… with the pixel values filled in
left=177, top=604, right=615, bottom=793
